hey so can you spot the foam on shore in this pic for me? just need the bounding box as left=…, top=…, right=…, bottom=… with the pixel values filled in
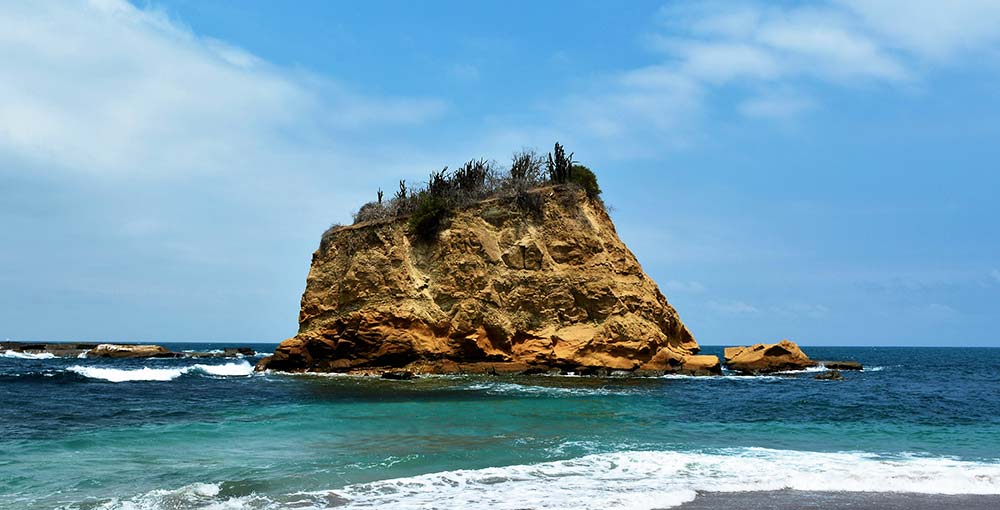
left=92, top=448, right=1000, bottom=510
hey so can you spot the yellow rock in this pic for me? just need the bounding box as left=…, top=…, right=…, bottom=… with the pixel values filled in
left=679, top=354, right=722, bottom=376
left=260, top=187, right=698, bottom=374
left=724, top=339, right=817, bottom=374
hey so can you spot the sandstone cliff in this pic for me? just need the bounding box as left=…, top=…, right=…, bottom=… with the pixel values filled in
left=259, top=186, right=707, bottom=375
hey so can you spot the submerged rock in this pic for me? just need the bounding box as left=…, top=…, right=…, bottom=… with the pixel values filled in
left=259, top=186, right=700, bottom=375
left=821, top=361, right=863, bottom=371
left=186, top=347, right=257, bottom=358
left=723, top=340, right=817, bottom=375
left=381, top=371, right=416, bottom=380
left=814, top=369, right=845, bottom=381
left=87, top=344, right=175, bottom=359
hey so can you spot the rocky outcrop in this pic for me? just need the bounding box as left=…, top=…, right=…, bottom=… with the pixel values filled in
left=814, top=369, right=845, bottom=380
left=3, top=342, right=259, bottom=359
left=821, top=361, right=863, bottom=371
left=259, top=186, right=701, bottom=375
left=678, top=355, right=722, bottom=376
left=723, top=340, right=817, bottom=374
left=1, top=342, right=98, bottom=358
left=88, top=344, right=175, bottom=359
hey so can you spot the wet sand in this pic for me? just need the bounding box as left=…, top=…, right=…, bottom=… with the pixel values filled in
left=675, top=490, right=1000, bottom=509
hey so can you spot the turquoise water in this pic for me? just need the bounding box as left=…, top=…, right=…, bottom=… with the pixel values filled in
left=2, top=345, right=999, bottom=509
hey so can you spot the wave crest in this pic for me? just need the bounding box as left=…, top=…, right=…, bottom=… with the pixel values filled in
left=85, top=448, right=1000, bottom=510
left=325, top=448, right=1000, bottom=509
left=2, top=350, right=57, bottom=359
left=67, top=361, right=254, bottom=382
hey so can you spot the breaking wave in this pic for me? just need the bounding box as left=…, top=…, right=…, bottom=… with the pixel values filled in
left=91, top=448, right=1000, bottom=510
left=66, top=362, right=254, bottom=382
left=2, top=350, right=57, bottom=359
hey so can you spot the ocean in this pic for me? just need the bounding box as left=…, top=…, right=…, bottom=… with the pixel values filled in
left=1, top=344, right=998, bottom=509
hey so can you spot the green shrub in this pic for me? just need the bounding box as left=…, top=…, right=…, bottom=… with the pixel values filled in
left=569, top=164, right=601, bottom=199
left=408, top=193, right=450, bottom=242
left=350, top=142, right=602, bottom=242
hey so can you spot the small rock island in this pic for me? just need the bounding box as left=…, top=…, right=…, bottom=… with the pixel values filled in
left=258, top=145, right=717, bottom=376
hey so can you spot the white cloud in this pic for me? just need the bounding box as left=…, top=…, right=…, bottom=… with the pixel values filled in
left=0, top=0, right=446, bottom=179
left=838, top=0, right=1000, bottom=60
left=991, top=269, right=1000, bottom=284
left=708, top=300, right=760, bottom=314
left=0, top=0, right=454, bottom=341
left=739, top=94, right=815, bottom=119
left=556, top=0, right=1000, bottom=148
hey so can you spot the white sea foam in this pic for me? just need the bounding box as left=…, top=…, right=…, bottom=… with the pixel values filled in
left=2, top=349, right=56, bottom=359
left=92, top=448, right=1000, bottom=510
left=461, top=381, right=633, bottom=397
left=191, top=362, right=255, bottom=377
left=67, top=362, right=253, bottom=382
left=775, top=365, right=830, bottom=374
left=91, top=482, right=267, bottom=510
left=67, top=366, right=188, bottom=382
left=320, top=448, right=1000, bottom=509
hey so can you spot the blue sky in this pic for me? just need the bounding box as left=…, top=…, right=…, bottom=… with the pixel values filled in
left=2, top=0, right=999, bottom=346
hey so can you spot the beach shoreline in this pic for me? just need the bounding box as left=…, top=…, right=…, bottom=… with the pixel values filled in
left=676, top=490, right=1000, bottom=509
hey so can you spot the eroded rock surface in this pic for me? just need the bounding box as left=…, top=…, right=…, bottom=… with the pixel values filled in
left=259, top=187, right=700, bottom=375
left=723, top=340, right=817, bottom=374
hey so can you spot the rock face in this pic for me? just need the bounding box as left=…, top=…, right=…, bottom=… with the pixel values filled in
left=259, top=186, right=701, bottom=375
left=88, top=344, right=174, bottom=359
left=723, top=340, right=817, bottom=374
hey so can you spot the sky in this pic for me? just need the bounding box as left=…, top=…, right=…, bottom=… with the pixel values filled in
left=2, top=0, right=999, bottom=346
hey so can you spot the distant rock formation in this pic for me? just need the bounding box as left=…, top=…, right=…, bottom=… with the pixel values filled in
left=88, top=344, right=175, bottom=359
left=258, top=186, right=711, bottom=375
left=1, top=342, right=97, bottom=358
left=723, top=340, right=818, bottom=374
left=820, top=361, right=863, bottom=371
left=2, top=342, right=257, bottom=359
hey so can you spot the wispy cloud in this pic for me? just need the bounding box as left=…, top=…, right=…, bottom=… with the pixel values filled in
left=665, top=280, right=707, bottom=294
left=921, top=303, right=959, bottom=320
left=991, top=269, right=1000, bottom=284
left=708, top=300, right=760, bottom=314
left=0, top=0, right=446, bottom=180
left=739, top=93, right=815, bottom=119
left=450, top=63, right=481, bottom=82
left=549, top=0, right=1000, bottom=150
left=0, top=0, right=452, bottom=341
left=838, top=0, right=1000, bottom=60
left=774, top=302, right=830, bottom=319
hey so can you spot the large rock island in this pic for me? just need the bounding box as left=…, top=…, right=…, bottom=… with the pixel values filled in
left=258, top=182, right=712, bottom=376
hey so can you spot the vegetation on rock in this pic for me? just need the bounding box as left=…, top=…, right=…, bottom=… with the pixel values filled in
left=346, top=143, right=602, bottom=241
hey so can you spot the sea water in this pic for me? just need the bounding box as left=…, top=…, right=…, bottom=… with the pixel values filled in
left=1, top=344, right=998, bottom=509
